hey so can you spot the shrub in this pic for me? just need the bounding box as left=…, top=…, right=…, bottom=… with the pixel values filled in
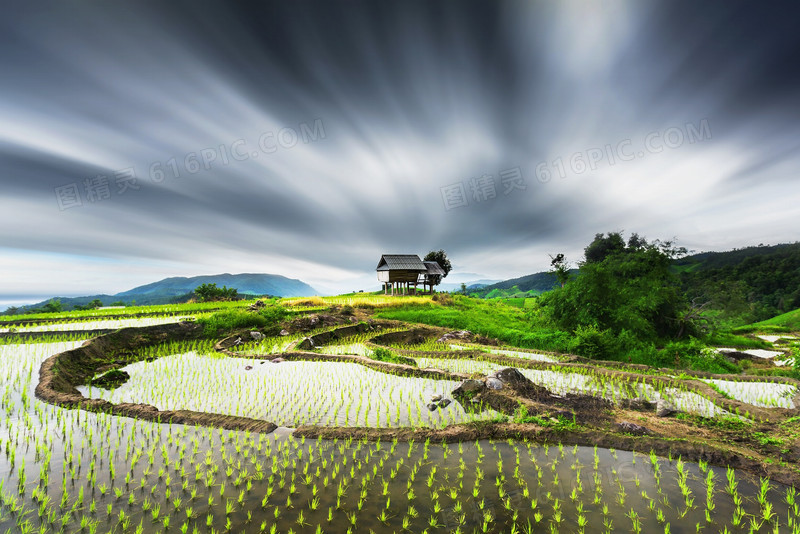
left=258, top=305, right=289, bottom=324
left=790, top=343, right=800, bottom=380
left=199, top=305, right=288, bottom=337
left=659, top=338, right=740, bottom=374
left=368, top=347, right=416, bottom=366
left=90, top=369, right=130, bottom=389
left=572, top=325, right=619, bottom=360
left=199, top=310, right=266, bottom=337
left=432, top=293, right=455, bottom=306
left=194, top=283, right=238, bottom=302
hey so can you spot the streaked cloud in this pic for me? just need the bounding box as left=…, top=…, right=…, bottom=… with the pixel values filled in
left=1, top=1, right=798, bottom=302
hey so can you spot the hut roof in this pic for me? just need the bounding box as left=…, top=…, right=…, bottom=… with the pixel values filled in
left=376, top=254, right=426, bottom=271
left=423, top=261, right=446, bottom=276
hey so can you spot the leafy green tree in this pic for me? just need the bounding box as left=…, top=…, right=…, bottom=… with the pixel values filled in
left=424, top=249, right=452, bottom=287
left=194, top=283, right=239, bottom=302
left=541, top=233, right=690, bottom=347
left=4, top=306, right=18, bottom=316
left=460, top=282, right=467, bottom=295
left=42, top=300, right=62, bottom=313
left=583, top=232, right=626, bottom=263
left=548, top=253, right=571, bottom=288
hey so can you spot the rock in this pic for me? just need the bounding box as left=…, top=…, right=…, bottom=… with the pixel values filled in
left=438, top=399, right=451, bottom=408
left=244, top=366, right=252, bottom=371
left=296, top=337, right=315, bottom=350
left=271, top=357, right=285, bottom=364
left=490, top=368, right=528, bottom=385
left=486, top=377, right=504, bottom=390
left=279, top=329, right=290, bottom=336
left=427, top=403, right=438, bottom=411
left=233, top=337, right=243, bottom=346
left=656, top=399, right=677, bottom=417
left=248, top=300, right=266, bottom=311
left=310, top=317, right=319, bottom=325
left=436, top=330, right=474, bottom=343
left=431, top=394, right=443, bottom=402
left=452, top=379, right=486, bottom=398
left=250, top=331, right=264, bottom=341
left=617, top=421, right=650, bottom=435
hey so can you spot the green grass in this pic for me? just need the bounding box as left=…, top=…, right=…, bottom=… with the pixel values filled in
left=704, top=332, right=772, bottom=349
left=368, top=347, right=416, bottom=366
left=375, top=296, right=574, bottom=353
left=674, top=412, right=751, bottom=431
left=732, top=324, right=794, bottom=334
left=748, top=307, right=800, bottom=331
left=499, top=297, right=526, bottom=308
left=197, top=306, right=289, bottom=337
left=512, top=405, right=579, bottom=430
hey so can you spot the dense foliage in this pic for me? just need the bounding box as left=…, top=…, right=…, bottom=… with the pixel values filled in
left=541, top=233, right=690, bottom=344
left=194, top=282, right=239, bottom=302
left=368, top=346, right=416, bottom=366
left=677, top=242, right=800, bottom=326
left=423, top=249, right=452, bottom=286
left=198, top=304, right=288, bottom=336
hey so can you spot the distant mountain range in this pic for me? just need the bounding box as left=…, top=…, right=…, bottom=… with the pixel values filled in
left=10, top=273, right=318, bottom=313
left=467, top=270, right=579, bottom=297
left=438, top=279, right=502, bottom=292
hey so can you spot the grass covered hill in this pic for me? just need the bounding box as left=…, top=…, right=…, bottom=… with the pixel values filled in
left=467, top=270, right=578, bottom=298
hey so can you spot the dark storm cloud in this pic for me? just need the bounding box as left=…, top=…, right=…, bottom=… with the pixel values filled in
left=1, top=0, right=799, bottom=295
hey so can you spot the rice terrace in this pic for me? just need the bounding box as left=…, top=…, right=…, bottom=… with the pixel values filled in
left=2, top=264, right=799, bottom=533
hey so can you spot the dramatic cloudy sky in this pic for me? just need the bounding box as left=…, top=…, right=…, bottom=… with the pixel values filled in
left=2, top=0, right=799, bottom=304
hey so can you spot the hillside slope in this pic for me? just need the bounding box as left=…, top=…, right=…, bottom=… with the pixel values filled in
left=677, top=243, right=800, bottom=324
left=469, top=270, right=578, bottom=297
left=473, top=242, right=800, bottom=325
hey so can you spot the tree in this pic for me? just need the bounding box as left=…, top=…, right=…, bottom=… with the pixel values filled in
left=4, top=306, right=18, bottom=316
left=74, top=299, right=104, bottom=311
left=42, top=300, right=62, bottom=313
left=194, top=283, right=239, bottom=302
left=583, top=232, right=626, bottom=263
left=541, top=233, right=691, bottom=345
left=548, top=253, right=571, bottom=288
left=424, top=249, right=453, bottom=287
left=460, top=282, right=467, bottom=294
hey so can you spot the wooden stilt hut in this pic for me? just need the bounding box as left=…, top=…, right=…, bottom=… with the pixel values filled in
left=376, top=254, right=428, bottom=295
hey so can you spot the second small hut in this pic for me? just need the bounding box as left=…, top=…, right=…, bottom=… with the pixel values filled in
left=376, top=254, right=445, bottom=295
